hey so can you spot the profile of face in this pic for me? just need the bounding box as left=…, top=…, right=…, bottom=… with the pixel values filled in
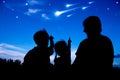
left=83, top=16, right=102, bottom=37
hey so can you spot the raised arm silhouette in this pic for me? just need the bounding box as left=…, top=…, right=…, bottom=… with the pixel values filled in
left=22, top=29, right=54, bottom=78
left=72, top=16, right=114, bottom=79
left=54, top=38, right=71, bottom=78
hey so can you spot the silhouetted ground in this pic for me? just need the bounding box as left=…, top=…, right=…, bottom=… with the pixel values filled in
left=0, top=58, right=120, bottom=79
left=112, top=67, right=120, bottom=80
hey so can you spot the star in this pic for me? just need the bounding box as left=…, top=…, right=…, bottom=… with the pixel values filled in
left=88, top=1, right=94, bottom=4
left=2, top=0, right=6, bottom=4
left=65, top=4, right=73, bottom=8
left=107, top=8, right=110, bottom=11
left=25, top=3, right=29, bottom=6
left=16, top=16, right=19, bottom=19
left=54, top=11, right=63, bottom=17
left=66, top=14, right=73, bottom=17
left=82, top=6, right=88, bottom=10
left=116, top=1, right=119, bottom=4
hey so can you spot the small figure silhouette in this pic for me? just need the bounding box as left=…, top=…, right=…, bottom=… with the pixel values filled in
left=72, top=16, right=114, bottom=79
left=54, top=38, right=71, bottom=78
left=22, top=29, right=54, bottom=78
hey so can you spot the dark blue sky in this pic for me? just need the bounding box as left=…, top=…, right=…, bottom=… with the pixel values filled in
left=0, top=0, right=120, bottom=65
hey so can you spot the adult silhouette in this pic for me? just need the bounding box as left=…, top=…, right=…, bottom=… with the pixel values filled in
left=22, top=29, right=54, bottom=78
left=54, top=38, right=71, bottom=78
left=72, top=16, right=114, bottom=79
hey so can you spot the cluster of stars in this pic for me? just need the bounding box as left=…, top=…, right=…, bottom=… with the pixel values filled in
left=106, top=1, right=119, bottom=11
left=1, top=0, right=120, bottom=20
left=2, top=0, right=95, bottom=20
left=54, top=1, right=94, bottom=17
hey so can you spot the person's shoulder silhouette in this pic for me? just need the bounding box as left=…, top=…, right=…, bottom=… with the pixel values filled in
left=22, top=29, right=54, bottom=78
left=23, top=30, right=51, bottom=65
left=72, top=16, right=114, bottom=79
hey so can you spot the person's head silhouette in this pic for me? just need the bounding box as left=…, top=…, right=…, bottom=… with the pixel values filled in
left=55, top=40, right=68, bottom=57
left=83, top=16, right=102, bottom=38
left=33, top=29, right=49, bottom=47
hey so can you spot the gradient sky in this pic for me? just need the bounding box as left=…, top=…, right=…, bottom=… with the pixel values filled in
left=0, top=0, right=120, bottom=66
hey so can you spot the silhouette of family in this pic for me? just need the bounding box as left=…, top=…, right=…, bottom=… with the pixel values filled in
left=22, top=16, right=114, bottom=79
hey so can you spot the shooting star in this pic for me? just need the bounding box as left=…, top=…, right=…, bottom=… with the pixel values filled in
left=54, top=7, right=81, bottom=17
left=82, top=6, right=89, bottom=10
left=65, top=4, right=75, bottom=8
left=67, top=14, right=73, bottom=17
left=88, top=1, right=94, bottom=4
left=65, top=3, right=81, bottom=8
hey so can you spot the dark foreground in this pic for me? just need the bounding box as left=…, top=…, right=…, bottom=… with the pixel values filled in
left=0, top=58, right=120, bottom=79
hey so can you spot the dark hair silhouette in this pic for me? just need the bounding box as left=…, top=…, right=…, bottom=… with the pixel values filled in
left=22, top=29, right=54, bottom=78
left=72, top=16, right=114, bottom=79
left=54, top=38, right=71, bottom=78
left=83, top=16, right=102, bottom=34
left=34, top=30, right=49, bottom=47
left=55, top=40, right=68, bottom=56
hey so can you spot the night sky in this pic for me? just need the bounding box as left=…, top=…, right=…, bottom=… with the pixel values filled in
left=0, top=0, right=120, bottom=66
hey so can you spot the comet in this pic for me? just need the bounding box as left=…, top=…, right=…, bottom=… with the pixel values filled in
left=54, top=7, right=81, bottom=17
left=65, top=3, right=81, bottom=8
left=65, top=4, right=76, bottom=8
